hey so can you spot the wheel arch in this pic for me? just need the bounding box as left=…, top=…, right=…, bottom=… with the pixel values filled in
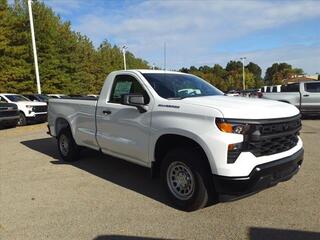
left=278, top=100, right=291, bottom=104
left=151, top=133, right=214, bottom=178
left=55, top=118, right=71, bottom=136
left=19, top=109, right=26, bottom=117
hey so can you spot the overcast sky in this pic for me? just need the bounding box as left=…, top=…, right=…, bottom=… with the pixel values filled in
left=42, top=0, right=320, bottom=75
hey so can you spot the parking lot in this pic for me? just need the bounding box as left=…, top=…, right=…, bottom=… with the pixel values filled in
left=0, top=121, right=319, bottom=240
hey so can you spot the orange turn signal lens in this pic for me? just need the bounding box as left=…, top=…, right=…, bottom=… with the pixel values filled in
left=217, top=122, right=233, bottom=133
left=228, top=144, right=235, bottom=150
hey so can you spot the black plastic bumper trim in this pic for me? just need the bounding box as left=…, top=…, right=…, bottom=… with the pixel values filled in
left=213, top=148, right=304, bottom=200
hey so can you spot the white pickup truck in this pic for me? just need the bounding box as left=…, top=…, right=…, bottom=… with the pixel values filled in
left=48, top=70, right=304, bottom=211
left=0, top=93, right=47, bottom=125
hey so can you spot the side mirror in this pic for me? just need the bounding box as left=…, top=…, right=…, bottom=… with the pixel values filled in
left=121, top=94, right=147, bottom=113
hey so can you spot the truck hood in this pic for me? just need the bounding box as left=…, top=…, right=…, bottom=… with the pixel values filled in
left=181, top=95, right=299, bottom=119
left=15, top=101, right=47, bottom=106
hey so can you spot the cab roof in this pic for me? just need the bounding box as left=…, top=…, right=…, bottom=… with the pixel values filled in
left=114, top=69, right=187, bottom=75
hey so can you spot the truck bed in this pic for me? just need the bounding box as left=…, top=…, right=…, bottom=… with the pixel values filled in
left=48, top=98, right=99, bottom=149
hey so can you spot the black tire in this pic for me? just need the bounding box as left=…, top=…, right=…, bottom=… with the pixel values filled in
left=17, top=112, right=27, bottom=126
left=57, top=128, right=80, bottom=162
left=161, top=148, right=213, bottom=211
left=5, top=120, right=18, bottom=128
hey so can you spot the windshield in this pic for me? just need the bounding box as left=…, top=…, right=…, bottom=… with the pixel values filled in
left=5, top=94, right=31, bottom=102
left=37, top=95, right=49, bottom=101
left=142, top=73, right=223, bottom=99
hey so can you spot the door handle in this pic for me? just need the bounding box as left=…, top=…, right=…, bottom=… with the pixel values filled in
left=102, top=110, right=112, bottom=115
left=303, top=94, right=309, bottom=97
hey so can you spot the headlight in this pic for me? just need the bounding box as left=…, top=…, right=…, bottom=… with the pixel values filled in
left=25, top=105, right=33, bottom=108
left=215, top=118, right=250, bottom=134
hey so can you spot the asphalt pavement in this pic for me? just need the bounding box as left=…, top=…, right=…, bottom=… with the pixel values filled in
left=0, top=121, right=319, bottom=240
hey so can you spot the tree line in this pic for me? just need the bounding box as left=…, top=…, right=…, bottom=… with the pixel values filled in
left=0, top=0, right=149, bottom=94
left=180, top=62, right=304, bottom=92
left=0, top=0, right=306, bottom=94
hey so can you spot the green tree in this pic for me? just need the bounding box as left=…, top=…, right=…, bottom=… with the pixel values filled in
left=0, top=0, right=33, bottom=93
left=246, top=62, right=262, bottom=88
left=265, top=63, right=303, bottom=85
left=0, top=0, right=149, bottom=94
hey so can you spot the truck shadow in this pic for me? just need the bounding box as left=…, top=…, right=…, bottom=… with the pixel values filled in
left=93, top=235, right=172, bottom=240
left=249, top=227, right=320, bottom=240
left=20, top=137, right=172, bottom=208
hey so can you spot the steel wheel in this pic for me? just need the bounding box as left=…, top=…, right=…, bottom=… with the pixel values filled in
left=166, top=161, right=195, bottom=200
left=59, top=134, right=69, bottom=156
left=17, top=112, right=26, bottom=126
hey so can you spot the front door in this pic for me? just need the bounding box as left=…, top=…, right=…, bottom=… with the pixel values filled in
left=301, top=82, right=320, bottom=113
left=96, top=74, right=153, bottom=166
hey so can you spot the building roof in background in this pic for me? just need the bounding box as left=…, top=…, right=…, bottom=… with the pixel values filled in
left=284, top=75, right=319, bottom=84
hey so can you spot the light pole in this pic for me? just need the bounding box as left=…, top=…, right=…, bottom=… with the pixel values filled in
left=163, top=42, right=166, bottom=70
left=122, top=45, right=127, bottom=70
left=240, top=57, right=246, bottom=90
left=27, top=0, right=41, bottom=94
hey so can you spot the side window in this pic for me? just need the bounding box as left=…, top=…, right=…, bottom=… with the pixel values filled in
left=266, top=87, right=271, bottom=92
left=281, top=85, right=287, bottom=92
left=109, top=75, right=150, bottom=104
left=286, top=83, right=299, bottom=92
left=272, top=87, right=277, bottom=92
left=0, top=96, right=7, bottom=102
left=305, top=82, right=320, bottom=93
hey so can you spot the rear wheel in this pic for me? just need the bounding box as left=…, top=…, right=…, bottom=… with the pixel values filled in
left=57, top=128, right=80, bottom=162
left=17, top=112, right=26, bottom=126
left=161, top=148, right=213, bottom=211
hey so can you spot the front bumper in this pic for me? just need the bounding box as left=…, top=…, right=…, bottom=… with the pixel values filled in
left=26, top=113, right=47, bottom=122
left=213, top=148, right=304, bottom=201
left=0, top=115, right=19, bottom=126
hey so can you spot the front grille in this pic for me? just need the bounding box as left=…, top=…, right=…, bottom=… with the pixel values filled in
left=33, top=105, right=47, bottom=113
left=246, top=116, right=301, bottom=157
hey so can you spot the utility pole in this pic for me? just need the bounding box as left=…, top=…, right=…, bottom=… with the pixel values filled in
left=122, top=45, right=127, bottom=70
left=164, top=42, right=166, bottom=70
left=28, top=0, right=41, bottom=94
left=240, top=57, right=246, bottom=90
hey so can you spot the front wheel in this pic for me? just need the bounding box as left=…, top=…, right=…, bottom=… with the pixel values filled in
left=17, top=112, right=26, bottom=126
left=161, top=148, right=212, bottom=211
left=57, top=128, right=80, bottom=162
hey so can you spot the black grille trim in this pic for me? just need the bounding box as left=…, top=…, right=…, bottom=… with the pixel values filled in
left=245, top=115, right=301, bottom=157
left=32, top=105, right=47, bottom=113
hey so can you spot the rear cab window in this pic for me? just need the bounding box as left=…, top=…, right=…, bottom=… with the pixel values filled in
left=281, top=83, right=299, bottom=92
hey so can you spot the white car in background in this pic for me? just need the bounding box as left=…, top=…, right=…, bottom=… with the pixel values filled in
left=47, top=94, right=66, bottom=99
left=226, top=90, right=240, bottom=96
left=0, top=93, right=47, bottom=125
